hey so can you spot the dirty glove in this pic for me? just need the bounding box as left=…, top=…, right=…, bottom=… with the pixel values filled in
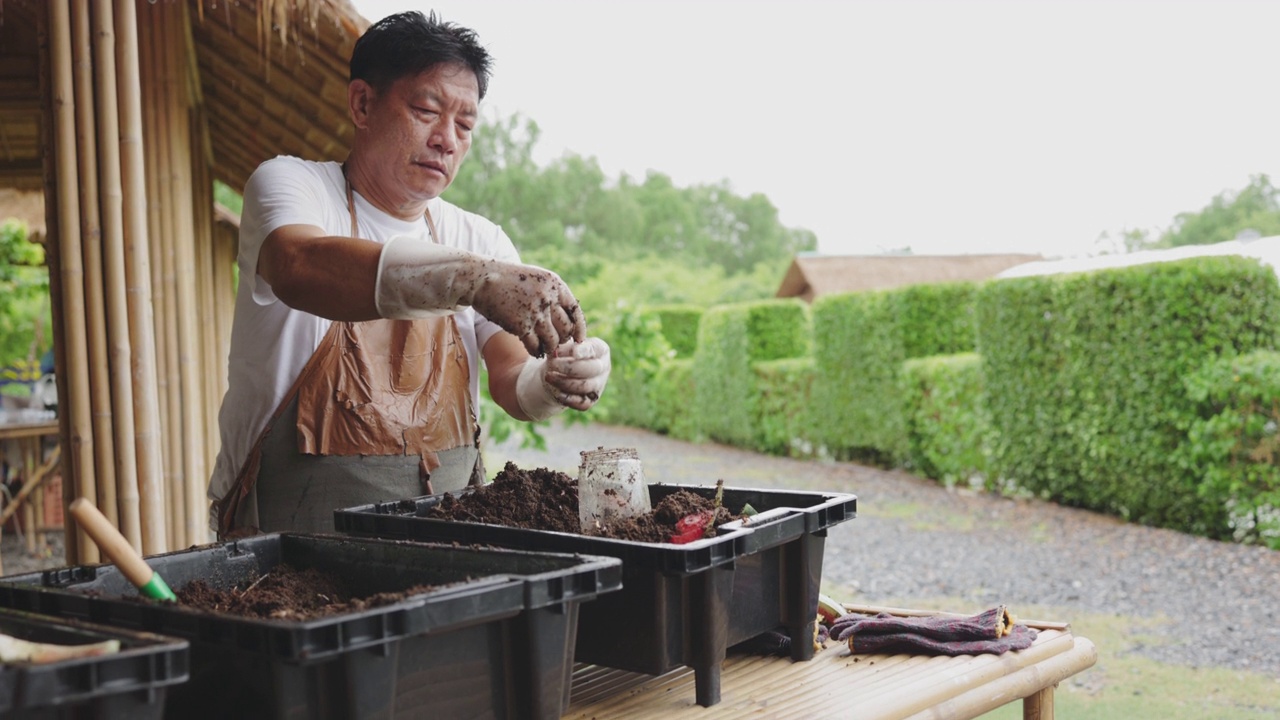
left=547, top=338, right=610, bottom=409
left=375, top=235, right=586, bottom=356
left=830, top=606, right=1036, bottom=656
left=516, top=338, right=611, bottom=420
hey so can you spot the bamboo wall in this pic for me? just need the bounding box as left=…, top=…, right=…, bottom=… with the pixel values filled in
left=42, top=0, right=234, bottom=563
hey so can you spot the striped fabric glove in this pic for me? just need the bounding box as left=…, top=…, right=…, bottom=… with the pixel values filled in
left=830, top=606, right=1037, bottom=656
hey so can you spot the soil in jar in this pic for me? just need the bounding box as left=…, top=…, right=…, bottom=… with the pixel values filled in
left=424, top=461, right=738, bottom=542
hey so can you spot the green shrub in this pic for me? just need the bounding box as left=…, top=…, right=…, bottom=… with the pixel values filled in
left=897, top=281, right=980, bottom=359
left=595, top=306, right=672, bottom=428
left=1180, top=350, right=1280, bottom=548
left=745, top=299, right=811, bottom=362
left=810, top=290, right=906, bottom=463
left=693, top=299, right=810, bottom=447
left=902, top=353, right=991, bottom=486
left=974, top=274, right=1076, bottom=498
left=651, top=304, right=703, bottom=357
left=650, top=358, right=698, bottom=440
left=755, top=357, right=817, bottom=457
left=0, top=220, right=51, bottom=372
left=977, top=256, right=1280, bottom=533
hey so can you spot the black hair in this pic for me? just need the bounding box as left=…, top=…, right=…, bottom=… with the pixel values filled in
left=350, top=11, right=492, bottom=99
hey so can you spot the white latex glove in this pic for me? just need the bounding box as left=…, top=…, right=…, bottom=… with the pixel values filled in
left=515, top=338, right=612, bottom=420
left=376, top=235, right=585, bottom=356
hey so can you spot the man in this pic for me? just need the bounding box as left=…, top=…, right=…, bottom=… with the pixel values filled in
left=208, top=11, right=610, bottom=538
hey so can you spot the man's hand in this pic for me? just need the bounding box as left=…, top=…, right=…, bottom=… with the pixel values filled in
left=376, top=236, right=585, bottom=356
left=468, top=261, right=586, bottom=357
left=543, top=338, right=611, bottom=411
left=513, top=337, right=611, bottom=420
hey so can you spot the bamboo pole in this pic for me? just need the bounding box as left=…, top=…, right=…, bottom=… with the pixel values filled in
left=36, top=0, right=79, bottom=565
left=90, top=0, right=142, bottom=552
left=0, top=446, right=62, bottom=528
left=117, top=0, right=167, bottom=554
left=191, top=113, right=220, bottom=485
left=148, top=3, right=186, bottom=549
left=48, top=0, right=99, bottom=564
left=185, top=18, right=217, bottom=476
left=168, top=0, right=207, bottom=547
left=22, top=441, right=36, bottom=554
left=31, top=439, right=47, bottom=553
left=135, top=5, right=180, bottom=550
left=71, top=0, right=120, bottom=530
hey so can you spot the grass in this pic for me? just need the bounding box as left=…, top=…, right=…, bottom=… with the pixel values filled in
left=820, top=585, right=1280, bottom=720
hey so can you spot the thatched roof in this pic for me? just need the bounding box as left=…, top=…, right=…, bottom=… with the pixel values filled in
left=997, top=236, right=1280, bottom=280
left=0, top=0, right=370, bottom=195
left=0, top=1, right=42, bottom=191
left=777, top=252, right=1044, bottom=302
left=190, top=0, right=369, bottom=193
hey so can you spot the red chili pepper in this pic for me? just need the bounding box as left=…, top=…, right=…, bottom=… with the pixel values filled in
left=670, top=510, right=715, bottom=544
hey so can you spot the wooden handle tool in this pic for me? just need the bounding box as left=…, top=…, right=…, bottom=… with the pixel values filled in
left=68, top=498, right=177, bottom=602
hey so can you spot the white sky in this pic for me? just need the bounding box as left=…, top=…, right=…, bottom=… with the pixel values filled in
left=353, top=0, right=1280, bottom=259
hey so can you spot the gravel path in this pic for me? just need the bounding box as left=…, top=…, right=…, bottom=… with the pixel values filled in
left=489, top=419, right=1280, bottom=678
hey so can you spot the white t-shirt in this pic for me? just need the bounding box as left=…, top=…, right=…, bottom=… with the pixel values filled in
left=207, top=156, right=519, bottom=515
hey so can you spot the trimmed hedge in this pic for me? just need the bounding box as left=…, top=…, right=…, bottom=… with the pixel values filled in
left=651, top=305, right=703, bottom=358
left=755, top=357, right=817, bottom=457
left=650, top=358, right=698, bottom=440
left=897, top=281, right=980, bottom=358
left=693, top=299, right=810, bottom=447
left=977, top=256, right=1280, bottom=532
left=902, top=353, right=991, bottom=486
left=1180, top=350, right=1280, bottom=547
left=810, top=290, right=906, bottom=463
left=595, top=307, right=670, bottom=429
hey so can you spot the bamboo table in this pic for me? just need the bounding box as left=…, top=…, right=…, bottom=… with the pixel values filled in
left=564, top=605, right=1097, bottom=719
left=0, top=418, right=61, bottom=570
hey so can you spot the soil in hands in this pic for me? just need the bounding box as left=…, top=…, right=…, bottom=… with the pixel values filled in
left=175, top=565, right=438, bottom=621
left=424, top=461, right=737, bottom=542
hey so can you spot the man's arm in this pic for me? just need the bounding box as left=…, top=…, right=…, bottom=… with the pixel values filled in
left=257, top=224, right=382, bottom=321
left=257, top=225, right=585, bottom=354
left=484, top=332, right=539, bottom=421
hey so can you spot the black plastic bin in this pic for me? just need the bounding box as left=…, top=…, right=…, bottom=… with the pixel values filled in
left=0, top=533, right=621, bottom=720
left=335, top=484, right=857, bottom=707
left=0, top=607, right=187, bottom=720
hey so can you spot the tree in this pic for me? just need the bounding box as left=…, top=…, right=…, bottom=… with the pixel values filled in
left=1157, top=174, right=1280, bottom=248
left=0, top=220, right=51, bottom=377
left=1093, top=227, right=1154, bottom=256
left=446, top=111, right=816, bottom=278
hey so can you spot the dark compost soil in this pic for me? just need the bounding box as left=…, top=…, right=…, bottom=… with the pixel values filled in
left=424, top=461, right=737, bottom=542
left=169, top=461, right=735, bottom=620
left=174, top=564, right=438, bottom=621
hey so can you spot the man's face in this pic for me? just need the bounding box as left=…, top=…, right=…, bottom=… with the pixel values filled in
left=357, top=63, right=479, bottom=202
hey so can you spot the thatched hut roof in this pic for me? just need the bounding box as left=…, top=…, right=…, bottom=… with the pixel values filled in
left=189, top=0, right=369, bottom=193
left=777, top=252, right=1044, bottom=302
left=0, top=1, right=43, bottom=191
left=0, top=0, right=370, bottom=195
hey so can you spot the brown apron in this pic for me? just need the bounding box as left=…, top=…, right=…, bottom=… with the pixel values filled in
left=215, top=175, right=481, bottom=538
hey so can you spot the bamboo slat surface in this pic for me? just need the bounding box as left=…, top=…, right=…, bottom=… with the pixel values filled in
left=564, top=609, right=1096, bottom=720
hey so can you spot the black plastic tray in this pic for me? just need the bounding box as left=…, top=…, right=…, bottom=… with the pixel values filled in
left=0, top=533, right=621, bottom=720
left=0, top=607, right=188, bottom=720
left=335, top=484, right=857, bottom=707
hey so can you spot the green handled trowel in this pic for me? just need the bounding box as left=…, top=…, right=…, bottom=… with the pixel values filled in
left=69, top=498, right=177, bottom=602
